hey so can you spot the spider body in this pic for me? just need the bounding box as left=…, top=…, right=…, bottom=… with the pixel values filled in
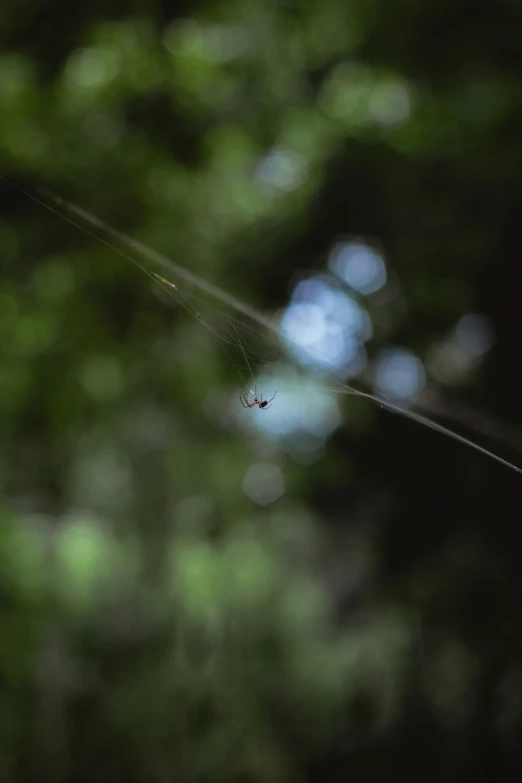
left=240, top=387, right=277, bottom=410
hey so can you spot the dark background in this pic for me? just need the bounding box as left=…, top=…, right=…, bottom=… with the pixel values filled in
left=1, top=1, right=522, bottom=781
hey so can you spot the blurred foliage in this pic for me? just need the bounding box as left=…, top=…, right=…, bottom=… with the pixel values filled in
left=1, top=0, right=522, bottom=781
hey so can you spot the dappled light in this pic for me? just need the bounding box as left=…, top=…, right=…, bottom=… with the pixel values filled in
left=427, top=312, right=496, bottom=384
left=454, top=313, right=495, bottom=357
left=243, top=462, right=285, bottom=505
left=237, top=370, right=341, bottom=449
left=329, top=240, right=387, bottom=294
left=281, top=275, right=370, bottom=376
left=374, top=347, right=426, bottom=401
left=255, top=148, right=309, bottom=193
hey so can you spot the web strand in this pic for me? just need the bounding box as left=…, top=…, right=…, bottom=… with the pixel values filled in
left=1, top=175, right=520, bottom=475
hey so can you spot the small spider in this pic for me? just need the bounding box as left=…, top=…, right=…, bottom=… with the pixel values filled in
left=240, top=386, right=277, bottom=410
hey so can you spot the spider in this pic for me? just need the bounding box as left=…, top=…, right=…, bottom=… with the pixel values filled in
left=240, top=386, right=277, bottom=410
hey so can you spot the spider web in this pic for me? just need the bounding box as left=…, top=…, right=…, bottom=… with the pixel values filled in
left=2, top=175, right=521, bottom=475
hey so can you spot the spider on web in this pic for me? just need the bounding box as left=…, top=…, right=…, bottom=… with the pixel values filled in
left=239, top=386, right=277, bottom=410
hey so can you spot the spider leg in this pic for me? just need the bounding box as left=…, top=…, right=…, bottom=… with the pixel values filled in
left=240, top=388, right=257, bottom=408
left=260, top=391, right=277, bottom=410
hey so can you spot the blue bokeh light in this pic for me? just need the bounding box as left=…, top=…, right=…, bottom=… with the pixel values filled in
left=281, top=275, right=371, bottom=376
left=255, top=148, right=308, bottom=193
left=374, top=348, right=425, bottom=400
left=454, top=313, right=494, bottom=357
left=238, top=371, right=341, bottom=445
left=329, top=241, right=387, bottom=295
